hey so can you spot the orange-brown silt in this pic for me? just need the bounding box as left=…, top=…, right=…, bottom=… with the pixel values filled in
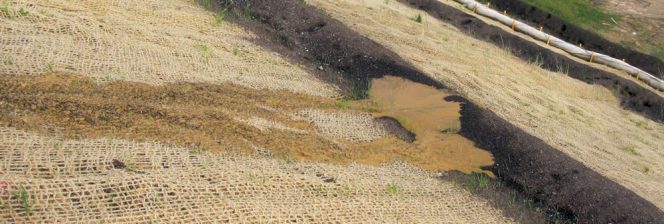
left=369, top=75, right=494, bottom=176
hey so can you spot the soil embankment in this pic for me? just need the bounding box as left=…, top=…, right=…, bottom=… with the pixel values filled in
left=482, top=0, right=664, bottom=79
left=400, top=0, right=664, bottom=122
left=207, top=0, right=664, bottom=222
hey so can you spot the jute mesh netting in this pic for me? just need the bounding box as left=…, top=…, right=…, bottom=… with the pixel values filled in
left=293, top=109, right=389, bottom=143
left=0, top=127, right=513, bottom=223
left=0, top=0, right=337, bottom=97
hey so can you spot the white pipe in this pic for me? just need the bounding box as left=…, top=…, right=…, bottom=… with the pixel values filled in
left=454, top=0, right=664, bottom=91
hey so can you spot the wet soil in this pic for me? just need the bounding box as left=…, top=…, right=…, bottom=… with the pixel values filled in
left=0, top=73, right=486, bottom=175
left=481, top=0, right=664, bottom=79
left=370, top=76, right=494, bottom=175
left=0, top=73, right=337, bottom=156
left=208, top=0, right=664, bottom=222
left=400, top=0, right=664, bottom=122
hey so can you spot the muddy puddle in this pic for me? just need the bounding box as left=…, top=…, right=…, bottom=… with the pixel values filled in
left=0, top=73, right=492, bottom=175
left=368, top=76, right=494, bottom=175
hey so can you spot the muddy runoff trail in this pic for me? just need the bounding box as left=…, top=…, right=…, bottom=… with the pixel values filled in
left=0, top=73, right=494, bottom=175
left=208, top=0, right=664, bottom=222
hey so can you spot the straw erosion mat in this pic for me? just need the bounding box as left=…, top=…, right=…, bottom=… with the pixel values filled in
left=1, top=0, right=664, bottom=223
left=0, top=0, right=512, bottom=223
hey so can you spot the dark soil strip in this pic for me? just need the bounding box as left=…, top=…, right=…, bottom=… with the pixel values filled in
left=208, top=0, right=664, bottom=222
left=481, top=0, right=664, bottom=79
left=447, top=95, right=664, bottom=223
left=399, top=0, right=664, bottom=122
left=441, top=172, right=573, bottom=224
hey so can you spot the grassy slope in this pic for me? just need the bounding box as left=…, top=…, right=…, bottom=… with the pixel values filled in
left=521, top=0, right=619, bottom=30
left=520, top=0, right=664, bottom=61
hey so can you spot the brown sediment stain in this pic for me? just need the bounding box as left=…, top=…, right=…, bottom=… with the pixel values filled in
left=0, top=73, right=491, bottom=175
left=368, top=76, right=495, bottom=175
left=0, top=73, right=339, bottom=156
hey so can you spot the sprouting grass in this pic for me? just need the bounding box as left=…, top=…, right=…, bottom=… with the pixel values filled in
left=13, top=185, right=32, bottom=214
left=386, top=183, right=399, bottom=195
left=214, top=10, right=226, bottom=26
left=195, top=44, right=214, bottom=63
left=335, top=98, right=381, bottom=113
left=642, top=166, right=651, bottom=174
left=241, top=5, right=252, bottom=19
left=18, top=7, right=28, bottom=16
left=0, top=6, right=11, bottom=18
left=190, top=146, right=204, bottom=155
left=634, top=120, right=651, bottom=130
left=349, top=83, right=371, bottom=100
left=413, top=14, right=423, bottom=23
left=3, top=57, right=13, bottom=65
left=232, top=47, right=241, bottom=56
left=530, top=54, right=544, bottom=67
left=521, top=0, right=619, bottom=30
left=52, top=140, right=62, bottom=150
left=196, top=0, right=211, bottom=8
left=620, top=146, right=640, bottom=156
left=336, top=98, right=351, bottom=109
left=461, top=173, right=491, bottom=192
left=46, top=64, right=54, bottom=73
left=276, top=151, right=293, bottom=164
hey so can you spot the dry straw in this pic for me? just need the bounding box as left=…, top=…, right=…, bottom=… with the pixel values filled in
left=0, top=127, right=512, bottom=223
left=0, top=0, right=338, bottom=97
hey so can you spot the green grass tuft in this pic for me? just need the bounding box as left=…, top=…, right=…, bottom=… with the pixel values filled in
left=620, top=146, right=640, bottom=156
left=413, top=14, right=423, bottom=23
left=214, top=10, right=227, bottom=25
left=196, top=0, right=211, bottom=8
left=13, top=185, right=31, bottom=214
left=521, top=0, right=619, bottom=30
left=18, top=7, right=28, bottom=16
left=462, top=173, right=491, bottom=192
left=46, top=64, right=54, bottom=73
left=336, top=98, right=351, bottom=109
left=3, top=57, right=13, bottom=65
left=386, top=183, right=399, bottom=195
left=642, top=166, right=651, bottom=174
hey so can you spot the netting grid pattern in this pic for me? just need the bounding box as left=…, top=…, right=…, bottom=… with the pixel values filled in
left=0, top=127, right=512, bottom=223
left=292, top=109, right=389, bottom=143
left=0, top=0, right=337, bottom=97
